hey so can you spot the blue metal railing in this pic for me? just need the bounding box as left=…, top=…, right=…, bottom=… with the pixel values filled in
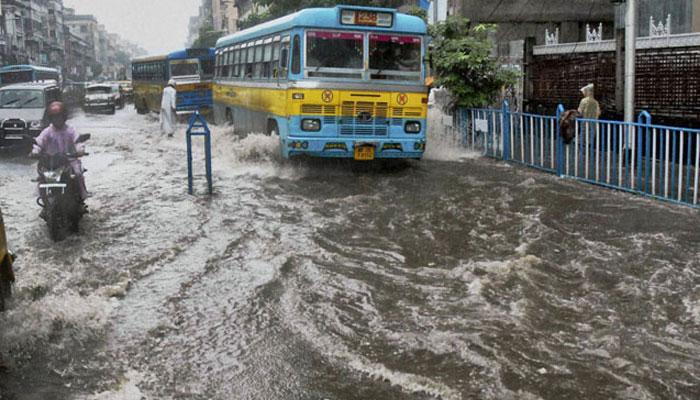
left=458, top=102, right=700, bottom=208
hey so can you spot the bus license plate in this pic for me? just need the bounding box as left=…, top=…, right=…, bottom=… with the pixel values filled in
left=354, top=145, right=375, bottom=161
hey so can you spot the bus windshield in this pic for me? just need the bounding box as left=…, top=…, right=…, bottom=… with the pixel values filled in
left=1, top=71, right=34, bottom=85
left=0, top=89, right=45, bottom=109
left=170, top=60, right=200, bottom=78
left=306, top=31, right=364, bottom=78
left=369, top=34, right=422, bottom=81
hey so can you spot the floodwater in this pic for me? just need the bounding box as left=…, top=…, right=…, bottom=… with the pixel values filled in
left=0, top=106, right=698, bottom=400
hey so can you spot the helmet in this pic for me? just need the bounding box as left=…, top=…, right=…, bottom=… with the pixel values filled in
left=47, top=101, right=66, bottom=117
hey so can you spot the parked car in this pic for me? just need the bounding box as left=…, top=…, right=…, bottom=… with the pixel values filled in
left=117, top=80, right=133, bottom=103
left=0, top=207, right=16, bottom=312
left=0, top=82, right=61, bottom=149
left=83, top=83, right=122, bottom=114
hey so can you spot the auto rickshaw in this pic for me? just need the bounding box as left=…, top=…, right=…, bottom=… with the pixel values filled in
left=0, top=207, right=16, bottom=311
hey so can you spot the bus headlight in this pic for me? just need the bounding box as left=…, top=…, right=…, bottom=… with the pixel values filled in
left=302, top=119, right=321, bottom=132
left=404, top=121, right=421, bottom=134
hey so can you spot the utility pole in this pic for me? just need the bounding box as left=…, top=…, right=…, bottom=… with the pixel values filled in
left=624, top=0, right=637, bottom=122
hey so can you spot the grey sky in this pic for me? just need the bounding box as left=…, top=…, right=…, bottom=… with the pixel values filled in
left=63, top=0, right=200, bottom=55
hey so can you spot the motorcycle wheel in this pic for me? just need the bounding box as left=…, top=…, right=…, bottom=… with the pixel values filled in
left=47, top=201, right=68, bottom=242
left=0, top=258, right=12, bottom=312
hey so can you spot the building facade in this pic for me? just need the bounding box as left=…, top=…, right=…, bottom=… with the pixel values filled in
left=187, top=0, right=254, bottom=46
left=0, top=0, right=145, bottom=81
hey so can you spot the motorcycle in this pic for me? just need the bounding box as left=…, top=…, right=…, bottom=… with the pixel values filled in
left=34, top=133, right=90, bottom=242
left=0, top=207, right=16, bottom=312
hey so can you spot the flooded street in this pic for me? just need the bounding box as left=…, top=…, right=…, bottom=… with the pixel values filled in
left=1, top=107, right=699, bottom=400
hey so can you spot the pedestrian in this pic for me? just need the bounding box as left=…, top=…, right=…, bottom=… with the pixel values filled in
left=160, top=79, right=177, bottom=137
left=577, top=83, right=601, bottom=119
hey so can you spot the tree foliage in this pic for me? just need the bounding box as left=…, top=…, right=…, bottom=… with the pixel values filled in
left=429, top=17, right=517, bottom=108
left=193, top=22, right=225, bottom=49
left=404, top=6, right=427, bottom=21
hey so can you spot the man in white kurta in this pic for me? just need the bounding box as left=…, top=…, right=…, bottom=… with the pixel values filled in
left=160, top=79, right=177, bottom=137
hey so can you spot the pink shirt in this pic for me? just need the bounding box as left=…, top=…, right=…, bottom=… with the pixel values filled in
left=32, top=124, right=80, bottom=155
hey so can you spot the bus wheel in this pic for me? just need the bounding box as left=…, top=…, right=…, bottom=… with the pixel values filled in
left=266, top=120, right=279, bottom=136
left=225, top=109, right=234, bottom=126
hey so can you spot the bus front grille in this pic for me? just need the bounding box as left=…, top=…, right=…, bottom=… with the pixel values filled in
left=339, top=101, right=389, bottom=136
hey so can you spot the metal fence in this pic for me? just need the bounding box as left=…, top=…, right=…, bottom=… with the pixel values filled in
left=458, top=102, right=700, bottom=208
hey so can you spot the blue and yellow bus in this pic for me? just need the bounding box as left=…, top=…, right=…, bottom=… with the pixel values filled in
left=0, top=65, right=61, bottom=87
left=213, top=6, right=429, bottom=160
left=131, top=48, right=215, bottom=114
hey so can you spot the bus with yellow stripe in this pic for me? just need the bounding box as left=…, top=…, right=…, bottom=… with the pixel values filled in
left=213, top=6, right=428, bottom=160
left=132, top=48, right=215, bottom=115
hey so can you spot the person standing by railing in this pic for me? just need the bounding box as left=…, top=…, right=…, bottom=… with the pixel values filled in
left=578, top=83, right=601, bottom=119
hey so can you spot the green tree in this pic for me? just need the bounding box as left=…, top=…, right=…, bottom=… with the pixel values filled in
left=429, top=17, right=517, bottom=108
left=238, top=9, right=273, bottom=30
left=404, top=5, right=427, bottom=21
left=193, top=22, right=225, bottom=48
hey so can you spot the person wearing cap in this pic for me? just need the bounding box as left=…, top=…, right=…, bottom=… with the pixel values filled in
left=578, top=83, right=601, bottom=119
left=30, top=101, right=89, bottom=202
left=160, top=79, right=177, bottom=137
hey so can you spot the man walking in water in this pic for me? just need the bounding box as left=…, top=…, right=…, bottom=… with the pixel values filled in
left=160, top=79, right=177, bottom=137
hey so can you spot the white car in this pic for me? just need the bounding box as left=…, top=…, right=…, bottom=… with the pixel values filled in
left=83, top=83, right=122, bottom=114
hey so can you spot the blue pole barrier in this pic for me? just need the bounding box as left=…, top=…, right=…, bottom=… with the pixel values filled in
left=638, top=111, right=652, bottom=194
left=555, top=105, right=564, bottom=176
left=205, top=131, right=213, bottom=195
left=502, top=100, right=510, bottom=161
left=637, top=111, right=651, bottom=191
left=186, top=110, right=213, bottom=196
left=187, top=127, right=194, bottom=195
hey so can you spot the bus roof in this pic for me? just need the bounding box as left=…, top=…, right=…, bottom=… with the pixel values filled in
left=131, top=54, right=168, bottom=64
left=133, top=48, right=215, bottom=64
left=0, top=64, right=59, bottom=73
left=216, top=6, right=427, bottom=48
left=167, top=48, right=215, bottom=60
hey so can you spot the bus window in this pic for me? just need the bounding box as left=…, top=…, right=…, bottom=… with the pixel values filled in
left=222, top=51, right=230, bottom=78
left=231, top=50, right=238, bottom=79
left=280, top=43, right=289, bottom=79
left=271, top=41, right=280, bottom=79
left=291, top=35, right=301, bottom=75
left=254, top=45, right=263, bottom=79
left=306, top=31, right=363, bottom=78
left=246, top=44, right=255, bottom=78
left=234, top=49, right=242, bottom=78
left=263, top=43, right=273, bottom=79
left=202, top=58, right=214, bottom=79
left=369, top=34, right=422, bottom=81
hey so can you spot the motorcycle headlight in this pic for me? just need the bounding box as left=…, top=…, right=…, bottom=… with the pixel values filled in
left=43, top=170, right=60, bottom=182
left=29, top=120, right=42, bottom=129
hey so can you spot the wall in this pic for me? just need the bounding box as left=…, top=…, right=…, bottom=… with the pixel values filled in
left=638, top=0, right=693, bottom=36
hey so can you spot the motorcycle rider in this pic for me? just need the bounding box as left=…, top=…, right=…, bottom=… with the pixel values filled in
left=30, top=101, right=89, bottom=208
